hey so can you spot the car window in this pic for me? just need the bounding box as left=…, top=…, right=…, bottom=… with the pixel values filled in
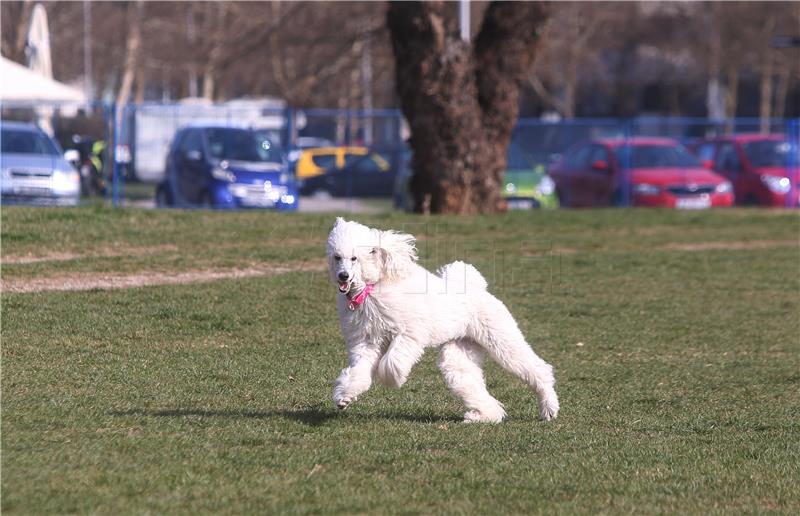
left=616, top=144, right=701, bottom=168
left=714, top=144, right=740, bottom=172
left=507, top=142, right=533, bottom=170
left=694, top=143, right=716, bottom=162
left=1, top=128, right=60, bottom=156
left=311, top=154, right=337, bottom=169
left=566, top=145, right=592, bottom=168
left=204, top=128, right=282, bottom=163
left=742, top=140, right=798, bottom=168
left=179, top=130, right=203, bottom=154
left=588, top=145, right=609, bottom=164
left=352, top=153, right=391, bottom=173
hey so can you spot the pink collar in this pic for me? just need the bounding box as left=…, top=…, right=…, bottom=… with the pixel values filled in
left=347, top=284, right=374, bottom=311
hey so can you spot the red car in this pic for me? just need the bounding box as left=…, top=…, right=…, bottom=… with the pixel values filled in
left=691, top=134, right=799, bottom=207
left=549, top=138, right=734, bottom=209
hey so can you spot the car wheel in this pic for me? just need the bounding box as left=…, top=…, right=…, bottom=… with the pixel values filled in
left=311, top=189, right=332, bottom=200
left=556, top=188, right=569, bottom=208
left=200, top=191, right=214, bottom=208
left=611, top=189, right=626, bottom=207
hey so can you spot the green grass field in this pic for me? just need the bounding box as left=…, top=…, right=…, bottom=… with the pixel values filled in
left=2, top=206, right=799, bottom=514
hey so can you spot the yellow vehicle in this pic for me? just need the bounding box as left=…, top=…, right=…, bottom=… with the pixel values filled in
left=295, top=146, right=388, bottom=179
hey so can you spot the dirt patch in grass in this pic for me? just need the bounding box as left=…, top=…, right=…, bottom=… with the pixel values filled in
left=3, top=244, right=180, bottom=264
left=1, top=262, right=325, bottom=293
left=660, top=240, right=798, bottom=252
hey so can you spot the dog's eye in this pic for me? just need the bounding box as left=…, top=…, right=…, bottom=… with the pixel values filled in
left=351, top=257, right=357, bottom=262
left=370, top=249, right=376, bottom=255
left=333, top=255, right=341, bottom=262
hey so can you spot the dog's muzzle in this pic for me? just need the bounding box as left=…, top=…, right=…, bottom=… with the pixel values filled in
left=337, top=280, right=352, bottom=293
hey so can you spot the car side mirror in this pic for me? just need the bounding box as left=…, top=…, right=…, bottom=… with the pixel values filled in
left=184, top=150, right=202, bottom=162
left=64, top=149, right=80, bottom=164
left=591, top=159, right=609, bottom=172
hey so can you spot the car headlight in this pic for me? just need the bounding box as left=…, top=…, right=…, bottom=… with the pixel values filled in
left=633, top=183, right=660, bottom=195
left=761, top=175, right=790, bottom=194
left=280, top=194, right=295, bottom=205
left=52, top=169, right=80, bottom=190
left=715, top=181, right=733, bottom=194
left=212, top=167, right=236, bottom=182
left=536, top=175, right=556, bottom=196
left=505, top=182, right=517, bottom=194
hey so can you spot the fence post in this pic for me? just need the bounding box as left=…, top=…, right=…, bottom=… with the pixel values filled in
left=110, top=102, right=120, bottom=207
left=285, top=106, right=294, bottom=157
left=623, top=118, right=632, bottom=207
left=788, top=118, right=799, bottom=209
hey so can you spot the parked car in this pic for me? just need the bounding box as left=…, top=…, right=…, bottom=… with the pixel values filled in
left=287, top=136, right=335, bottom=164
left=1, top=121, right=81, bottom=206
left=300, top=145, right=407, bottom=197
left=549, top=137, right=734, bottom=209
left=689, top=134, right=799, bottom=207
left=503, top=141, right=559, bottom=209
left=155, top=124, right=297, bottom=210
left=294, top=146, right=373, bottom=179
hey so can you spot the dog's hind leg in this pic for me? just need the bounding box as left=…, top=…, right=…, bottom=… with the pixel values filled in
left=472, top=303, right=560, bottom=421
left=438, top=340, right=506, bottom=423
left=377, top=335, right=425, bottom=388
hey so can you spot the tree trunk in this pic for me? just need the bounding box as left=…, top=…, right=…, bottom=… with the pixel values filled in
left=758, top=16, right=776, bottom=134
left=758, top=54, right=773, bottom=134
left=388, top=1, right=549, bottom=214
left=774, top=66, right=790, bottom=119
left=115, top=1, right=143, bottom=125
left=724, top=64, right=739, bottom=133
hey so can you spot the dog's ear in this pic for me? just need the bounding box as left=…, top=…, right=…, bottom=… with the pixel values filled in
left=377, top=230, right=417, bottom=280
left=333, top=217, right=346, bottom=229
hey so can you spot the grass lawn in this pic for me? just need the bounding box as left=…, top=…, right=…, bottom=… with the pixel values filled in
left=2, top=206, right=799, bottom=514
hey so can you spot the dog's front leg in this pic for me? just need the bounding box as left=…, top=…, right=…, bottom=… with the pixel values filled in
left=333, top=342, right=380, bottom=410
left=377, top=335, right=425, bottom=389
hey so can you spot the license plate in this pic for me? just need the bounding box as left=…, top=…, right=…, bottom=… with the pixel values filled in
left=241, top=197, right=275, bottom=208
left=676, top=196, right=711, bottom=209
left=15, top=186, right=52, bottom=196
left=507, top=198, right=535, bottom=210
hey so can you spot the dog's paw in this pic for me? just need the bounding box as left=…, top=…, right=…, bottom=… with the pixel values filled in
left=538, top=396, right=559, bottom=421
left=463, top=408, right=506, bottom=424
left=334, top=396, right=355, bottom=410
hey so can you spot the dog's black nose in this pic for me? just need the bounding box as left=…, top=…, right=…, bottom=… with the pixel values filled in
left=338, top=272, right=350, bottom=281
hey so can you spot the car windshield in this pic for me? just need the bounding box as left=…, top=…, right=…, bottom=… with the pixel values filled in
left=743, top=140, right=799, bottom=168
left=1, top=128, right=60, bottom=156
left=616, top=144, right=701, bottom=168
left=205, top=129, right=282, bottom=163
left=506, top=142, right=534, bottom=171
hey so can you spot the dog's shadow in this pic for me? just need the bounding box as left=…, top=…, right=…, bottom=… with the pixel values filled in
left=108, top=407, right=461, bottom=427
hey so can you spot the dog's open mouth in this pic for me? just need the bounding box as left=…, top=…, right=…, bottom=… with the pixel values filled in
left=338, top=281, right=351, bottom=293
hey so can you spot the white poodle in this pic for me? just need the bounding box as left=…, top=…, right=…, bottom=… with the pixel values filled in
left=327, top=218, right=559, bottom=423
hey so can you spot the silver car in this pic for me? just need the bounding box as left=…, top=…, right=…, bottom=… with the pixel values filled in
left=1, top=121, right=81, bottom=205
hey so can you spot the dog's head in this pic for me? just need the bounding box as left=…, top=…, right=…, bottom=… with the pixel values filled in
left=326, top=217, right=417, bottom=295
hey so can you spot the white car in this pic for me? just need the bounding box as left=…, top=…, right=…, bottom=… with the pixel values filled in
left=1, top=121, right=81, bottom=206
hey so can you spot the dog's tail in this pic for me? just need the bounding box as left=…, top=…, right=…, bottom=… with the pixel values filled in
left=437, top=261, right=487, bottom=292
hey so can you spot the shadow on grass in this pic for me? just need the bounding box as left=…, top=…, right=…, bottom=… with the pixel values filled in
left=108, top=407, right=461, bottom=426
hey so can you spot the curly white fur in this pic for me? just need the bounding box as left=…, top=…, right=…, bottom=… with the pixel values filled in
left=327, top=218, right=560, bottom=423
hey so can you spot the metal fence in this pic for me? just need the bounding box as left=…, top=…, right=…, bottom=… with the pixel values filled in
left=2, top=100, right=798, bottom=210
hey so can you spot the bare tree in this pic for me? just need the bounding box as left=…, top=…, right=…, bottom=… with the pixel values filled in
left=528, top=3, right=612, bottom=118
left=388, top=1, right=549, bottom=214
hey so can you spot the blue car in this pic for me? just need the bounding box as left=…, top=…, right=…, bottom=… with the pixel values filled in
left=1, top=121, right=81, bottom=206
left=156, top=125, right=298, bottom=210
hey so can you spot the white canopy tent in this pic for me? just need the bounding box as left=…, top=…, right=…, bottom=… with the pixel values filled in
left=0, top=56, right=85, bottom=104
